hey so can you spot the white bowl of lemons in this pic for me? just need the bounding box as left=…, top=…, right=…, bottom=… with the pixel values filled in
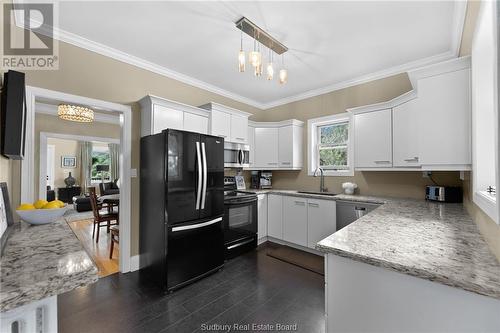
left=16, top=199, right=67, bottom=225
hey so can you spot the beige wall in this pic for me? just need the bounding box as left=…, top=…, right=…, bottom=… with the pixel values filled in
left=46, top=138, right=81, bottom=190
left=3, top=1, right=498, bottom=261
left=259, top=73, right=462, bottom=199
left=34, top=113, right=121, bottom=199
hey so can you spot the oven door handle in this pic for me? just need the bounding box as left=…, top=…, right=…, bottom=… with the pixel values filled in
left=225, top=197, right=258, bottom=205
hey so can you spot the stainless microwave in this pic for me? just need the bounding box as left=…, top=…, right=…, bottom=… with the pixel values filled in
left=224, top=142, right=250, bottom=168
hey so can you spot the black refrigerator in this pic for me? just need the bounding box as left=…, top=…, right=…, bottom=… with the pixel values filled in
left=140, top=129, right=224, bottom=291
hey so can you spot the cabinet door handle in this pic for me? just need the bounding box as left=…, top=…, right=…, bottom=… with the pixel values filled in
left=294, top=201, right=305, bottom=206
left=281, top=162, right=291, bottom=165
left=374, top=160, right=391, bottom=164
left=268, top=162, right=278, bottom=165
left=235, top=137, right=245, bottom=141
left=308, top=203, right=319, bottom=208
left=404, top=157, right=419, bottom=162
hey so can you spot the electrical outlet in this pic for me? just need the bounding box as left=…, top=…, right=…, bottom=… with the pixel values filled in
left=422, top=171, right=432, bottom=178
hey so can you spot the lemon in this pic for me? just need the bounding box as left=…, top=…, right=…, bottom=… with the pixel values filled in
left=42, top=201, right=60, bottom=209
left=17, top=203, right=36, bottom=210
left=52, top=200, right=65, bottom=208
left=34, top=199, right=48, bottom=209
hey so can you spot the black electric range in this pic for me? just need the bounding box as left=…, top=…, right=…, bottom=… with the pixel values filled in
left=223, top=177, right=258, bottom=259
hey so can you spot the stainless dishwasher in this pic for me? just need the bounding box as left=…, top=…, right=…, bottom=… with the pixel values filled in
left=336, top=200, right=380, bottom=231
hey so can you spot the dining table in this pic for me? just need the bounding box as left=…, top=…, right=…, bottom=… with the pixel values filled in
left=98, top=194, right=120, bottom=206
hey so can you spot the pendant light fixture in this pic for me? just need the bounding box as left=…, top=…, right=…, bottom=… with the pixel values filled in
left=266, top=48, right=274, bottom=81
left=238, top=22, right=245, bottom=72
left=279, top=54, right=288, bottom=85
left=236, top=17, right=288, bottom=85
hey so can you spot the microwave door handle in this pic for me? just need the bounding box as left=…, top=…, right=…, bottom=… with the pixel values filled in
left=238, top=149, right=243, bottom=165
left=195, top=142, right=202, bottom=210
left=201, top=142, right=207, bottom=210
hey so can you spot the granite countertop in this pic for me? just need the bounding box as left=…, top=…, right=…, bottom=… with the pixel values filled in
left=316, top=196, right=500, bottom=300
left=0, top=219, right=98, bottom=312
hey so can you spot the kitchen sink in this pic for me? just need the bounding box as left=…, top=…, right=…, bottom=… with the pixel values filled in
left=297, top=191, right=338, bottom=196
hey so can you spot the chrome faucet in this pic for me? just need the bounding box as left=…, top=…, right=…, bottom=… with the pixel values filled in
left=314, top=167, right=327, bottom=192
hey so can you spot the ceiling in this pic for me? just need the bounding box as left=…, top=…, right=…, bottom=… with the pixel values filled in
left=37, top=1, right=466, bottom=109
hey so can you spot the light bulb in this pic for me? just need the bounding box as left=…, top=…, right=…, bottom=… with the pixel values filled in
left=249, top=51, right=261, bottom=68
left=238, top=50, right=245, bottom=72
left=266, top=62, right=274, bottom=80
left=254, top=62, right=262, bottom=77
left=279, top=69, right=288, bottom=84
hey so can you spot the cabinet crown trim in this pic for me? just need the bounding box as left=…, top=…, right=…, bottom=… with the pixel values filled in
left=346, top=56, right=471, bottom=115
left=199, top=102, right=252, bottom=117
left=139, top=95, right=209, bottom=117
left=249, top=119, right=304, bottom=127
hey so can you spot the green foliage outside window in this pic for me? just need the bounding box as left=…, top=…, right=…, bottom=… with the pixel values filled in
left=91, top=151, right=110, bottom=179
left=318, top=122, right=349, bottom=169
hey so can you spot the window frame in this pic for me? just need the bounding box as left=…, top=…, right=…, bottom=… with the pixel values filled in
left=308, top=113, right=354, bottom=177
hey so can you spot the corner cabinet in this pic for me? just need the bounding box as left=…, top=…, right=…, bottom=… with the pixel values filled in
left=248, top=120, right=304, bottom=170
left=139, top=95, right=209, bottom=137
left=349, top=57, right=472, bottom=171
left=199, top=103, right=251, bottom=144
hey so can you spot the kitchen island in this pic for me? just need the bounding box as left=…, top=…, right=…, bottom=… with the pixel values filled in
left=317, top=196, right=500, bottom=332
left=0, top=218, right=98, bottom=331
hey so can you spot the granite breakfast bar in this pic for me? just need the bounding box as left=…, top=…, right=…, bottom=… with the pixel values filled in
left=317, top=196, right=500, bottom=332
left=0, top=218, right=98, bottom=332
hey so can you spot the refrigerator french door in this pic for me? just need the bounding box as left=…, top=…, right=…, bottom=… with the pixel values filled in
left=140, top=129, right=224, bottom=292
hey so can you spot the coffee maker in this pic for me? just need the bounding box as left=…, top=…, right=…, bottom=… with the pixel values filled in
left=250, top=171, right=260, bottom=189
left=259, top=171, right=272, bottom=189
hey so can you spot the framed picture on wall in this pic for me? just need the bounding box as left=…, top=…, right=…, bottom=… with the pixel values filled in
left=61, top=156, right=77, bottom=168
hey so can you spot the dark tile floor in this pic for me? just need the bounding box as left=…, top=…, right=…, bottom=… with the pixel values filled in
left=58, top=244, right=325, bottom=333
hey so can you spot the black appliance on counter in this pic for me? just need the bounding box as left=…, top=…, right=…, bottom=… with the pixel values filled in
left=425, top=186, right=463, bottom=203
left=223, top=177, right=258, bottom=259
left=140, top=129, right=224, bottom=292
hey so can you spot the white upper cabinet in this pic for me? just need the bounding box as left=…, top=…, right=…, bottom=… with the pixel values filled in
left=139, top=95, right=209, bottom=137
left=393, top=98, right=420, bottom=167
left=349, top=57, right=472, bottom=171
left=230, top=114, right=248, bottom=143
left=254, top=127, right=279, bottom=168
left=199, top=103, right=251, bottom=143
left=210, top=109, right=231, bottom=139
left=248, top=126, right=255, bottom=166
left=417, top=68, right=471, bottom=168
left=184, top=112, right=208, bottom=135
left=354, top=109, right=392, bottom=168
left=249, top=120, right=304, bottom=170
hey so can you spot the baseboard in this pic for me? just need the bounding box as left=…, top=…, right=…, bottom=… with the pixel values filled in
left=266, top=237, right=324, bottom=256
left=257, top=236, right=268, bottom=245
left=130, top=255, right=141, bottom=271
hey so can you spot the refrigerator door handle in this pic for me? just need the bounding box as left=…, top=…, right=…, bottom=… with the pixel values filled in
left=195, top=141, right=202, bottom=210
left=201, top=142, right=208, bottom=209
left=171, top=217, right=222, bottom=232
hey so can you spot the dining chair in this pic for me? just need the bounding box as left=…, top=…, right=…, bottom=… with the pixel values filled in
left=109, top=225, right=119, bottom=259
left=89, top=188, right=119, bottom=243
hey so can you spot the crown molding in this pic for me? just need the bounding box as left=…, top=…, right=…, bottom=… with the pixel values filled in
left=248, top=119, right=304, bottom=127
left=35, top=102, right=121, bottom=125
left=12, top=0, right=468, bottom=111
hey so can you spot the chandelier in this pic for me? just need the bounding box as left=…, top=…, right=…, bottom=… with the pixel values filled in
left=58, top=104, right=94, bottom=123
left=236, top=17, right=288, bottom=84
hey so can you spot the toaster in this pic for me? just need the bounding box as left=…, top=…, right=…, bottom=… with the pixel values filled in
left=425, top=186, right=463, bottom=203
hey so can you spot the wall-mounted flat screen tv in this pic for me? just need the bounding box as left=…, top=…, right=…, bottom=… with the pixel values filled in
left=1, top=70, right=26, bottom=160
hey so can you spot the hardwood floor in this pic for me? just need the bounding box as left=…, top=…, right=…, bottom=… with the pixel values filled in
left=67, top=219, right=119, bottom=277
left=58, top=244, right=325, bottom=333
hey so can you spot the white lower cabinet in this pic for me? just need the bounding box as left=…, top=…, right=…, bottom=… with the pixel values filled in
left=307, top=199, right=336, bottom=249
left=267, top=194, right=283, bottom=239
left=257, top=194, right=268, bottom=240
left=283, top=196, right=308, bottom=247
